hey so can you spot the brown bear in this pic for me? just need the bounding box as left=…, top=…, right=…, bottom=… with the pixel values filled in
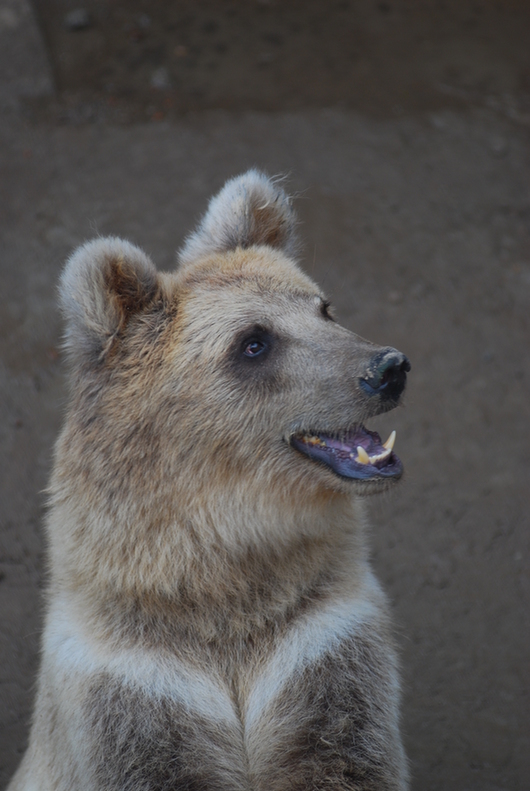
left=8, top=171, right=410, bottom=791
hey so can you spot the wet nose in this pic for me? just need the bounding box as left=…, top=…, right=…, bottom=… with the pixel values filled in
left=360, top=349, right=411, bottom=401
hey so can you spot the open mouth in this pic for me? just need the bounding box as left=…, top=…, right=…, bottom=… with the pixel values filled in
left=291, top=427, right=403, bottom=481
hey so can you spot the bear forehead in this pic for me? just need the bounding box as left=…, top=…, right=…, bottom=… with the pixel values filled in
left=174, top=246, right=321, bottom=300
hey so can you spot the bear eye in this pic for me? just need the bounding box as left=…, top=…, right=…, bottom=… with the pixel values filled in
left=239, top=328, right=272, bottom=361
left=243, top=338, right=267, bottom=358
left=320, top=300, right=334, bottom=321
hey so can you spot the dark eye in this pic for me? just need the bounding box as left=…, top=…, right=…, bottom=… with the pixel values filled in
left=243, top=339, right=268, bottom=358
left=320, top=300, right=334, bottom=320
left=237, top=326, right=273, bottom=363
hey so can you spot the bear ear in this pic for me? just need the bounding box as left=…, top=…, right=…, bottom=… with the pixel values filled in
left=178, top=169, right=298, bottom=267
left=60, top=237, right=159, bottom=364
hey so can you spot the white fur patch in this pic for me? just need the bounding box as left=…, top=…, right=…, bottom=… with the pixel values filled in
left=44, top=597, right=238, bottom=725
left=244, top=573, right=383, bottom=732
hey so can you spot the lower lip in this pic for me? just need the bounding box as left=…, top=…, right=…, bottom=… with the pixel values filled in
left=291, top=437, right=403, bottom=481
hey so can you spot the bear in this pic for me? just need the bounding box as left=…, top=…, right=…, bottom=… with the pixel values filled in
left=8, top=170, right=410, bottom=791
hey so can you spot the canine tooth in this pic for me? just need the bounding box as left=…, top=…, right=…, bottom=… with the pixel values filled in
left=356, top=446, right=370, bottom=464
left=383, top=430, right=396, bottom=452
left=368, top=447, right=391, bottom=464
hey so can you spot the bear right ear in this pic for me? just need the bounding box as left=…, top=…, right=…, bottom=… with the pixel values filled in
left=178, top=169, right=298, bottom=267
left=60, top=237, right=158, bottom=365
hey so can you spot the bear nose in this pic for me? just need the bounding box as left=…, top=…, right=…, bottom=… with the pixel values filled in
left=360, top=349, right=411, bottom=401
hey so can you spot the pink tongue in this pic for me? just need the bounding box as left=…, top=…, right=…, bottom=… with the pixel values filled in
left=321, top=430, right=382, bottom=455
left=324, top=437, right=356, bottom=453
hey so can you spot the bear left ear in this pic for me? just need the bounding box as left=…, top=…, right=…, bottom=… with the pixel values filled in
left=60, top=237, right=159, bottom=365
left=178, top=169, right=298, bottom=267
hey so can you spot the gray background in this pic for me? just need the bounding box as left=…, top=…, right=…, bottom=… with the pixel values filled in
left=0, top=1, right=529, bottom=789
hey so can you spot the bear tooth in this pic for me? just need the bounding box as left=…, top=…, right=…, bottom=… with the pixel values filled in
left=383, top=430, right=396, bottom=452
left=356, top=446, right=370, bottom=464
left=368, top=447, right=391, bottom=464
left=305, top=435, right=326, bottom=446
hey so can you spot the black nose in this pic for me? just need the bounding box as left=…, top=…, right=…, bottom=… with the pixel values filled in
left=360, top=349, right=410, bottom=401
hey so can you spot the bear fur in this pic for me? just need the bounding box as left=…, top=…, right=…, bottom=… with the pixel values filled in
left=8, top=171, right=409, bottom=791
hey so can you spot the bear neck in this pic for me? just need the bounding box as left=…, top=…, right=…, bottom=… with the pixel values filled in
left=46, top=484, right=370, bottom=651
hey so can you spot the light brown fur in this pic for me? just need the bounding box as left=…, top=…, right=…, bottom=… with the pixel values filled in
left=9, top=171, right=409, bottom=790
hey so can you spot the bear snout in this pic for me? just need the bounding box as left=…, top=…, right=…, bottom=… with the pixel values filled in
left=359, top=348, right=410, bottom=402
